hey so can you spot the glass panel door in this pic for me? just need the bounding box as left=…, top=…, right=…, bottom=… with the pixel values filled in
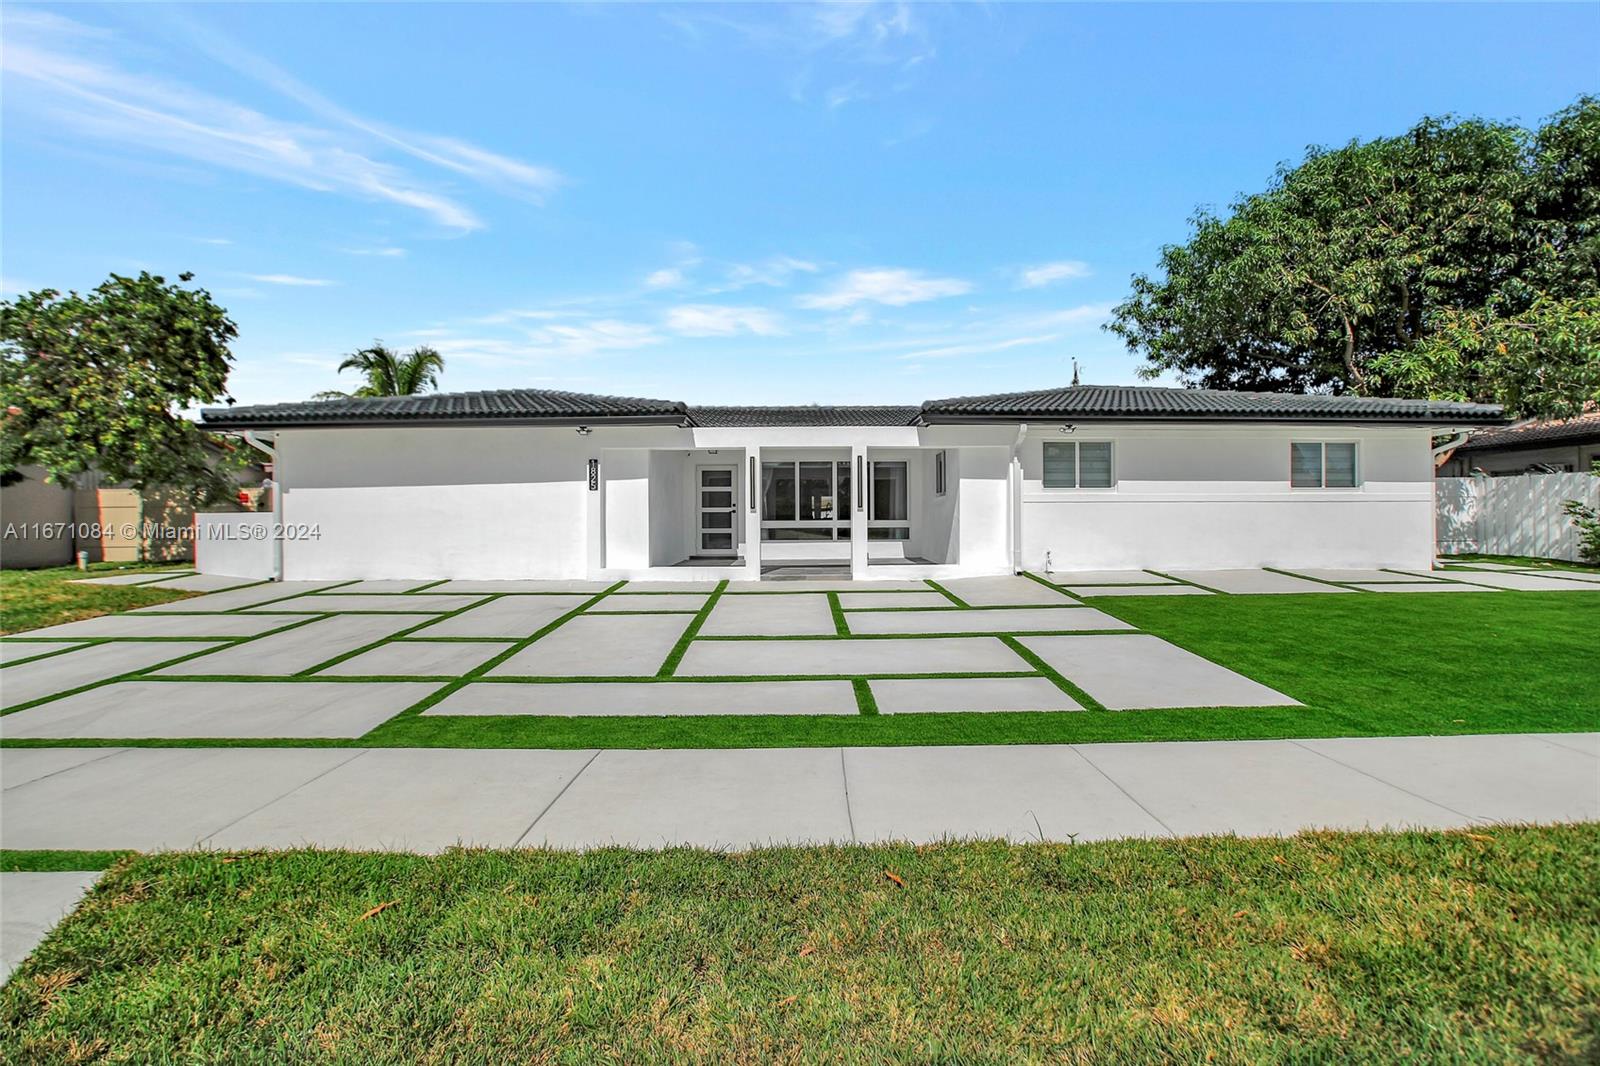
left=697, top=466, right=738, bottom=555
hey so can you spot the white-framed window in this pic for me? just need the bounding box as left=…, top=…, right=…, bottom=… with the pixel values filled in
left=1291, top=442, right=1359, bottom=488
left=934, top=449, right=947, bottom=496
left=1042, top=440, right=1114, bottom=489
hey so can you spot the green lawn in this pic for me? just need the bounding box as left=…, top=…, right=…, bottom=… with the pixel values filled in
left=2, top=827, right=1595, bottom=1062
left=0, top=563, right=199, bottom=635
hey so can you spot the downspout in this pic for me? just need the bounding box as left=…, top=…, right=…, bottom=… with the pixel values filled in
left=1010, top=423, right=1028, bottom=574
left=239, top=431, right=283, bottom=581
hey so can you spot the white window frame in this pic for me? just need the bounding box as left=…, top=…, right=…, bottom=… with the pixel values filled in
left=1041, top=440, right=1116, bottom=490
left=759, top=459, right=852, bottom=541
left=1290, top=441, right=1361, bottom=489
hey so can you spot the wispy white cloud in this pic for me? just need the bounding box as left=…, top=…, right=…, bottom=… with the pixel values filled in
left=797, top=268, right=972, bottom=310
left=894, top=333, right=1061, bottom=361
left=645, top=267, right=687, bottom=289
left=431, top=320, right=663, bottom=364
left=665, top=304, right=785, bottom=337
left=723, top=255, right=819, bottom=290
left=340, top=246, right=407, bottom=258
left=1017, top=260, right=1092, bottom=288
left=0, top=11, right=562, bottom=232
left=192, top=236, right=233, bottom=246
left=245, top=273, right=336, bottom=287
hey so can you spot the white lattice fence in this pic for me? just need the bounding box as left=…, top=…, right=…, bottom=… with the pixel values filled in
left=1437, top=472, right=1599, bottom=561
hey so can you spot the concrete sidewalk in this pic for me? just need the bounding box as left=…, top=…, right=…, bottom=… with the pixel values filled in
left=3, top=733, right=1594, bottom=852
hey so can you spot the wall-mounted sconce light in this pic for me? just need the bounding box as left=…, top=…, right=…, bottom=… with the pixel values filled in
left=576, top=425, right=592, bottom=436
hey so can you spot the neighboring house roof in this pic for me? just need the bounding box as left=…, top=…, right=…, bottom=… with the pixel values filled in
left=1454, top=410, right=1600, bottom=453
left=201, top=383, right=1508, bottom=430
left=689, top=405, right=920, bottom=427
left=200, top=388, right=690, bottom=429
left=918, top=384, right=1507, bottom=424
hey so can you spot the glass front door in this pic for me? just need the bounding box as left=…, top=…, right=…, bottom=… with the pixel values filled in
left=696, top=466, right=737, bottom=556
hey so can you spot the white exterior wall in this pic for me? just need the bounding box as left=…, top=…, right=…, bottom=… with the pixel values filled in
left=275, top=425, right=690, bottom=580
left=265, top=419, right=1435, bottom=580
left=1018, top=424, right=1436, bottom=571
left=194, top=512, right=277, bottom=578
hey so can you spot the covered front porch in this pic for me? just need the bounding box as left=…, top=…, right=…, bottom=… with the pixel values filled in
left=590, top=426, right=1013, bottom=582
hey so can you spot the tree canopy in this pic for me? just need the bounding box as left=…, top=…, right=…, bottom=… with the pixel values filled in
left=316, top=342, right=445, bottom=399
left=1108, top=97, right=1600, bottom=418
left=0, top=271, right=241, bottom=503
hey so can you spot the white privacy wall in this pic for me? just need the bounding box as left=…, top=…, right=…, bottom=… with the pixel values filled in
left=1018, top=425, right=1437, bottom=571
left=276, top=425, right=689, bottom=579
left=194, top=512, right=276, bottom=578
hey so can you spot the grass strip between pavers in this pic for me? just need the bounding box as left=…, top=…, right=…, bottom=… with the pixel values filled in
left=999, top=634, right=1105, bottom=710
left=656, top=579, right=728, bottom=677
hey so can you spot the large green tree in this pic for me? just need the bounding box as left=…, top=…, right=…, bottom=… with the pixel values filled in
left=1, top=271, right=241, bottom=503
left=1109, top=97, right=1600, bottom=417
left=316, top=342, right=445, bottom=399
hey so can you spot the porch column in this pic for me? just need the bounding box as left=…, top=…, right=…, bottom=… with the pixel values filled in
left=849, top=443, right=869, bottom=579
left=742, top=447, right=762, bottom=581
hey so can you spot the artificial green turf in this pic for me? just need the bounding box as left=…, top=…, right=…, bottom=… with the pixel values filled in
left=0, top=563, right=202, bottom=635
left=1, top=827, right=1595, bottom=1062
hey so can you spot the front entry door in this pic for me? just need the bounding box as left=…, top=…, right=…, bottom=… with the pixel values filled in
left=696, top=466, right=737, bottom=556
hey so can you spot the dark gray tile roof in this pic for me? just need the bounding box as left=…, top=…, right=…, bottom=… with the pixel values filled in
left=1456, top=411, right=1600, bottom=452
left=689, top=405, right=920, bottom=428
left=201, top=388, right=689, bottom=428
left=919, top=384, right=1508, bottom=424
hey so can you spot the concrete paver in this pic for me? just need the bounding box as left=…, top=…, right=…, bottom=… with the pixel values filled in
left=1351, top=582, right=1498, bottom=593
left=846, top=606, right=1129, bottom=635
left=138, top=574, right=261, bottom=592
left=1075, top=739, right=1465, bottom=835
left=249, top=594, right=485, bottom=614
left=1298, top=734, right=1600, bottom=824
left=845, top=745, right=1166, bottom=842
left=1, top=641, right=224, bottom=708
left=835, top=591, right=944, bottom=608
left=869, top=677, right=1080, bottom=714
left=205, top=749, right=598, bottom=852
left=0, top=747, right=366, bottom=850
left=940, top=576, right=1075, bottom=606
left=428, top=579, right=617, bottom=594
left=1429, top=571, right=1600, bottom=592
left=1282, top=568, right=1446, bottom=583
left=0, top=680, right=436, bottom=739
left=0, top=642, right=84, bottom=665
left=677, top=636, right=1030, bottom=677
left=325, top=580, right=442, bottom=593
left=700, top=594, right=835, bottom=636
left=589, top=593, right=707, bottom=612
left=131, top=581, right=347, bottom=613
left=726, top=579, right=925, bottom=592
left=425, top=680, right=858, bottom=716
left=422, top=596, right=589, bottom=638
left=620, top=581, right=723, bottom=592
left=530, top=747, right=852, bottom=849
left=1047, top=571, right=1175, bottom=585
left=488, top=614, right=691, bottom=677
left=1020, top=634, right=1298, bottom=709
left=1166, top=569, right=1352, bottom=594
left=154, top=615, right=435, bottom=676
left=1061, top=585, right=1211, bottom=597
left=318, top=641, right=507, bottom=677
left=2, top=871, right=102, bottom=985
left=21, top=613, right=301, bottom=639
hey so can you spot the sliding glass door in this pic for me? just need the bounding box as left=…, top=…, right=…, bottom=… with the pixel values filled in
left=760, top=458, right=907, bottom=542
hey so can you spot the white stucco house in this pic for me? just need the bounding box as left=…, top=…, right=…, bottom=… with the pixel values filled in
left=197, top=384, right=1506, bottom=582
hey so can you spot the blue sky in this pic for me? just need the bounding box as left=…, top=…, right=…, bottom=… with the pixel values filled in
left=2, top=3, right=1595, bottom=406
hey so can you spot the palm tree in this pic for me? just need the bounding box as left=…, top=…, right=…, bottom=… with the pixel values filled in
left=314, top=342, right=445, bottom=399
